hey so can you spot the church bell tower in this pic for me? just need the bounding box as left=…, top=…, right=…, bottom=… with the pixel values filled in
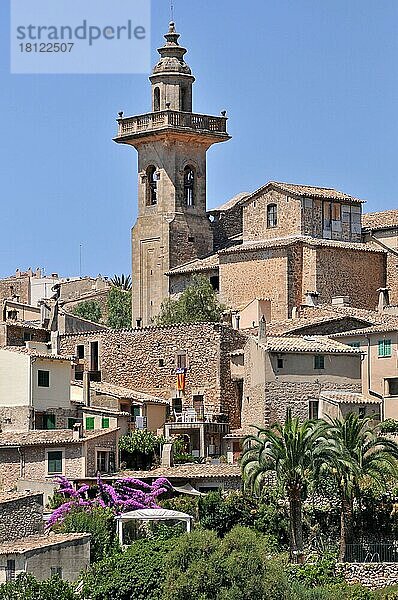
left=114, top=22, right=230, bottom=326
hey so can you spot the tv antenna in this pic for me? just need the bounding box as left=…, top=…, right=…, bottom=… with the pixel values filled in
left=170, top=0, right=174, bottom=22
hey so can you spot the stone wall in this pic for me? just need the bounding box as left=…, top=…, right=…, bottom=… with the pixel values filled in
left=337, top=562, right=398, bottom=590
left=1, top=324, right=49, bottom=348
left=0, top=449, right=20, bottom=491
left=0, top=493, right=43, bottom=542
left=211, top=204, right=243, bottom=251
left=23, top=535, right=91, bottom=582
left=85, top=429, right=119, bottom=475
left=0, top=406, right=31, bottom=432
left=61, top=290, right=110, bottom=324
left=0, top=276, right=30, bottom=304
left=243, top=189, right=302, bottom=242
left=60, top=323, right=246, bottom=427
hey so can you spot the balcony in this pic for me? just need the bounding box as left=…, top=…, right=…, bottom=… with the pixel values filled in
left=114, top=110, right=230, bottom=145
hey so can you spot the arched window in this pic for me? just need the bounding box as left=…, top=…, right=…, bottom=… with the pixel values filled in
left=184, top=165, right=195, bottom=207
left=154, top=87, right=160, bottom=112
left=267, top=203, right=277, bottom=228
left=146, top=166, right=158, bottom=206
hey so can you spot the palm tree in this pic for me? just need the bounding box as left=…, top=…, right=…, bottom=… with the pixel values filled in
left=110, top=274, right=132, bottom=291
left=328, top=413, right=398, bottom=561
left=241, top=410, right=338, bottom=563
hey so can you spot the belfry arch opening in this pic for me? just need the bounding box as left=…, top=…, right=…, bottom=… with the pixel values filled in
left=153, top=87, right=161, bottom=112
left=184, top=165, right=195, bottom=207
left=146, top=166, right=158, bottom=206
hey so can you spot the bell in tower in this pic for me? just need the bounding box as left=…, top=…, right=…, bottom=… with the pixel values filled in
left=114, top=22, right=231, bottom=327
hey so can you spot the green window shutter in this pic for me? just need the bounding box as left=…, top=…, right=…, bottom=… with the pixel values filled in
left=85, top=417, right=95, bottom=430
left=44, top=414, right=56, bottom=430
left=378, top=340, right=385, bottom=357
left=102, top=417, right=109, bottom=429
left=348, top=342, right=360, bottom=348
left=314, top=355, right=325, bottom=369
left=132, top=405, right=141, bottom=418
left=47, top=451, right=63, bottom=474
left=385, top=339, right=392, bottom=357
left=68, top=418, right=77, bottom=429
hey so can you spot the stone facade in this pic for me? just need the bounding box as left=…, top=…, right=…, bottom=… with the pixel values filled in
left=60, top=323, right=246, bottom=429
left=0, top=323, right=49, bottom=347
left=337, top=562, right=398, bottom=590
left=0, top=492, right=43, bottom=542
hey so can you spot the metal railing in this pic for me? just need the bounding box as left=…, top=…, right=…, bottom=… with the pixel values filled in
left=345, top=542, right=398, bottom=563
left=116, top=110, right=228, bottom=137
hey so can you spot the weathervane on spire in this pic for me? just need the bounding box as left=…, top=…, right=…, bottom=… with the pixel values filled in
left=170, top=0, right=174, bottom=22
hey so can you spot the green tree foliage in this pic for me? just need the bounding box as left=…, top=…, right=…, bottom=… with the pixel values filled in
left=119, top=430, right=164, bottom=469
left=242, top=410, right=339, bottom=563
left=81, top=538, right=171, bottom=600
left=328, top=413, right=398, bottom=561
left=160, top=495, right=199, bottom=519
left=162, top=526, right=289, bottom=600
left=155, top=275, right=225, bottom=325
left=0, top=573, right=75, bottom=600
left=71, top=300, right=102, bottom=323
left=379, top=419, right=398, bottom=434
left=107, top=287, right=132, bottom=329
left=111, top=274, right=132, bottom=291
left=55, top=506, right=118, bottom=563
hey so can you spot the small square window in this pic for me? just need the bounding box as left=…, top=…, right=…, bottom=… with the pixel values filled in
left=314, top=355, right=325, bottom=370
left=38, top=370, right=49, bottom=387
left=77, top=345, right=85, bottom=359
left=158, top=358, right=164, bottom=367
left=176, top=352, right=187, bottom=369
left=277, top=358, right=284, bottom=369
left=378, top=339, right=392, bottom=358
left=85, top=417, right=95, bottom=430
left=48, top=451, right=63, bottom=474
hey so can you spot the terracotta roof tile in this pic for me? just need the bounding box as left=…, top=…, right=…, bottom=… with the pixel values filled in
left=321, top=391, right=381, bottom=405
left=122, top=463, right=241, bottom=479
left=219, top=236, right=383, bottom=255
left=0, top=428, right=119, bottom=447
left=166, top=252, right=220, bottom=275
left=243, top=181, right=364, bottom=204
left=259, top=335, right=362, bottom=354
left=0, top=491, right=42, bottom=504
left=72, top=380, right=167, bottom=404
left=0, top=533, right=90, bottom=555
left=1, top=346, right=74, bottom=361
left=362, top=209, right=398, bottom=230
left=208, top=192, right=250, bottom=213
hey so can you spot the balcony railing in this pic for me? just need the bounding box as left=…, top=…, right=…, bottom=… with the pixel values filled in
left=116, top=110, right=228, bottom=138
left=168, top=410, right=228, bottom=425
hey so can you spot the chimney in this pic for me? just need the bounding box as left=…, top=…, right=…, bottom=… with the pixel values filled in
left=377, top=288, right=390, bottom=313
left=72, top=422, right=83, bottom=440
left=331, top=296, right=350, bottom=307
left=83, top=371, right=91, bottom=407
left=291, top=306, right=299, bottom=319
left=304, top=291, right=319, bottom=307
left=258, top=315, right=267, bottom=344
left=161, top=442, right=174, bottom=467
left=50, top=331, right=60, bottom=355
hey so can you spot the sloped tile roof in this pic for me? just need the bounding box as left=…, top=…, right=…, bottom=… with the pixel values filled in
left=259, top=335, right=362, bottom=354
left=208, top=192, right=250, bottom=213
left=362, top=209, right=398, bottom=230
left=122, top=463, right=241, bottom=479
left=219, top=235, right=384, bottom=255
left=266, top=314, right=374, bottom=336
left=321, top=391, right=381, bottom=405
left=0, top=491, right=42, bottom=504
left=72, top=380, right=167, bottom=404
left=332, top=322, right=398, bottom=337
left=1, top=346, right=74, bottom=361
left=0, top=533, right=90, bottom=555
left=0, top=428, right=119, bottom=447
left=243, top=181, right=364, bottom=204
left=166, top=252, right=220, bottom=275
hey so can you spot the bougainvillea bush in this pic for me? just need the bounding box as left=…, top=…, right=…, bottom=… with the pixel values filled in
left=47, top=475, right=171, bottom=529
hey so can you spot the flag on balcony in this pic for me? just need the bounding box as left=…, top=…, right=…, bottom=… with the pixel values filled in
left=176, top=368, right=185, bottom=392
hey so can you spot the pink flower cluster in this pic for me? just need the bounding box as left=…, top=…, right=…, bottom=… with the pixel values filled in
left=46, top=475, right=171, bottom=529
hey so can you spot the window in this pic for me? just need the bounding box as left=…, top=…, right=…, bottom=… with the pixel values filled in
left=38, top=370, right=49, bottom=387
left=77, top=345, right=85, bottom=359
left=101, top=417, right=110, bottom=429
left=158, top=358, right=165, bottom=367
left=176, top=352, right=187, bottom=369
left=210, top=276, right=219, bottom=292
left=47, top=450, right=63, bottom=474
left=184, top=166, right=195, bottom=207
left=277, top=357, right=284, bottom=369
left=378, top=339, right=392, bottom=358
left=68, top=418, right=78, bottom=429
left=51, top=566, right=62, bottom=578
left=85, top=417, right=95, bottom=430
left=172, top=397, right=183, bottom=414
left=386, top=378, right=398, bottom=396
left=23, top=332, right=32, bottom=342
left=5, top=559, right=15, bottom=582
left=96, top=450, right=116, bottom=473
left=314, top=355, right=325, bottom=369
left=43, top=414, right=56, bottom=430
left=323, top=201, right=332, bottom=230
left=309, top=400, right=319, bottom=420
left=267, top=204, right=277, bottom=228
left=358, top=407, right=366, bottom=419
left=332, top=203, right=341, bottom=221
left=146, top=165, right=158, bottom=206
left=132, top=405, right=141, bottom=418
left=90, top=341, right=99, bottom=372
left=153, top=86, right=160, bottom=111
left=348, top=341, right=360, bottom=348
left=136, top=319, right=142, bottom=328
left=193, top=394, right=204, bottom=419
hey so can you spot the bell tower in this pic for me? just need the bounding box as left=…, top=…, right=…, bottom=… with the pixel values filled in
left=114, top=22, right=230, bottom=326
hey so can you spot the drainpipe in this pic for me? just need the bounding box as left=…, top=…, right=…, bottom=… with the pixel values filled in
left=366, top=334, right=384, bottom=421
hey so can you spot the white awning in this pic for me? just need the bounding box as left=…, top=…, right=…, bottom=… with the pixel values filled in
left=115, top=508, right=192, bottom=522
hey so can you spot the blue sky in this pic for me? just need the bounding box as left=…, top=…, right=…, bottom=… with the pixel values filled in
left=1, top=0, right=397, bottom=278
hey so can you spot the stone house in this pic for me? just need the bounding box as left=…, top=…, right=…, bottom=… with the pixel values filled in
left=233, top=328, right=362, bottom=433
left=0, top=427, right=120, bottom=493
left=332, top=321, right=398, bottom=420
left=362, top=209, right=398, bottom=306
left=0, top=343, right=76, bottom=432
left=0, top=491, right=90, bottom=583
left=319, top=391, right=381, bottom=422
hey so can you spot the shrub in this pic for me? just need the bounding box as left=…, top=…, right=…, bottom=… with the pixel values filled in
left=56, top=506, right=118, bottom=563
left=0, top=573, right=75, bottom=600
left=286, top=553, right=342, bottom=588
left=198, top=491, right=257, bottom=537
left=379, top=420, right=398, bottom=435
left=160, top=495, right=199, bottom=519
left=81, top=538, right=172, bottom=600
